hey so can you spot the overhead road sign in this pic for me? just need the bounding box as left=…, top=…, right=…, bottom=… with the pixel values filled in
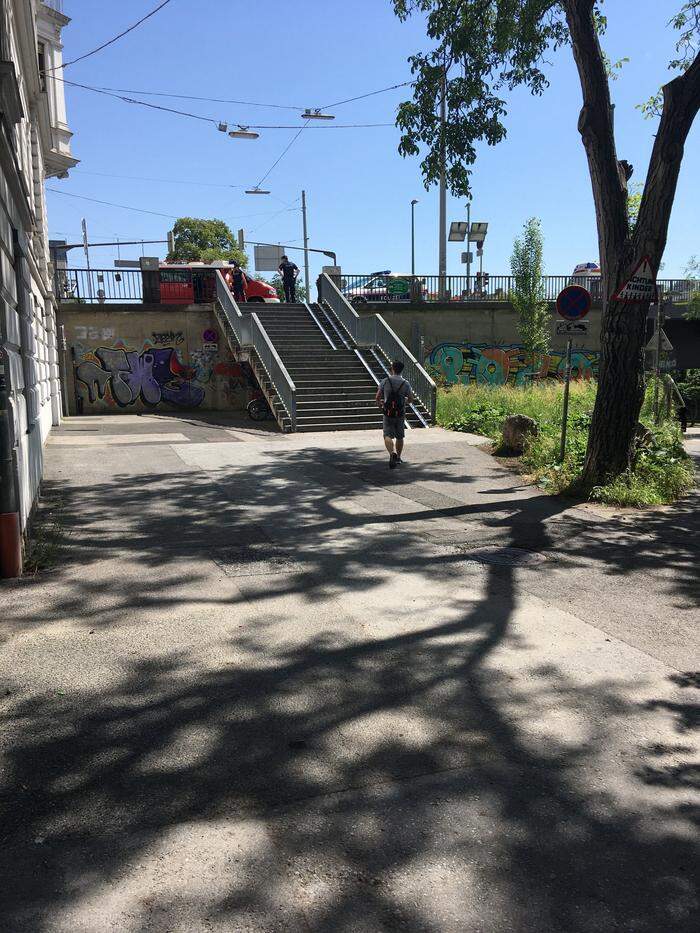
left=556, top=285, right=591, bottom=321
left=254, top=244, right=286, bottom=272
left=556, top=320, right=590, bottom=336
left=613, top=256, right=656, bottom=302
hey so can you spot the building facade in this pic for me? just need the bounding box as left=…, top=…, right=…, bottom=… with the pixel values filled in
left=0, top=0, right=76, bottom=574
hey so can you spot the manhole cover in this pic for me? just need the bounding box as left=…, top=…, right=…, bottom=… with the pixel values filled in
left=460, top=547, right=546, bottom=567
left=211, top=544, right=301, bottom=577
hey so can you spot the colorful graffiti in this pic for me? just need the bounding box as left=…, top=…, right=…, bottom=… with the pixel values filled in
left=426, top=342, right=601, bottom=386
left=76, top=346, right=206, bottom=407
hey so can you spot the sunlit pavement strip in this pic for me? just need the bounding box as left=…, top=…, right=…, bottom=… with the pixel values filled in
left=48, top=432, right=191, bottom=445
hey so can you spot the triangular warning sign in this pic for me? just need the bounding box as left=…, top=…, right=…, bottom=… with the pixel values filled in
left=613, top=256, right=656, bottom=302
left=646, top=329, right=673, bottom=352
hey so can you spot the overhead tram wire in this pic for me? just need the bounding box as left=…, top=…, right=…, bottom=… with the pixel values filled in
left=42, top=0, right=175, bottom=72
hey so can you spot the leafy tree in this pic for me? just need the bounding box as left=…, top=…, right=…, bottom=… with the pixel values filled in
left=392, top=0, right=700, bottom=487
left=168, top=217, right=248, bottom=266
left=627, top=183, right=643, bottom=229
left=265, top=273, right=308, bottom=303
left=510, top=218, right=550, bottom=369
left=684, top=255, right=700, bottom=320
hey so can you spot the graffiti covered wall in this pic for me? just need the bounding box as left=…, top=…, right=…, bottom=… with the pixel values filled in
left=59, top=306, right=255, bottom=414
left=426, top=342, right=601, bottom=386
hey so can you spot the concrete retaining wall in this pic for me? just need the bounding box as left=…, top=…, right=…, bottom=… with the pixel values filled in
left=58, top=304, right=253, bottom=415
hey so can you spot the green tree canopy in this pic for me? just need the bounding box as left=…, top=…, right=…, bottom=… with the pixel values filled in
left=168, top=217, right=248, bottom=266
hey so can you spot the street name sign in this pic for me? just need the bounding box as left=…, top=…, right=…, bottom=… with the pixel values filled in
left=556, top=320, right=590, bottom=336
left=556, top=285, right=591, bottom=321
left=613, top=256, right=656, bottom=302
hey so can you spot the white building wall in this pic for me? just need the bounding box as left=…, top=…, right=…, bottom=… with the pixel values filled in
left=0, top=0, right=76, bottom=534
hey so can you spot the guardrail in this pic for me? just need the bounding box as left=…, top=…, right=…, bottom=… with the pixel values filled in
left=318, top=273, right=437, bottom=421
left=215, top=271, right=251, bottom=346
left=55, top=268, right=143, bottom=303
left=250, top=312, right=296, bottom=430
left=339, top=274, right=697, bottom=305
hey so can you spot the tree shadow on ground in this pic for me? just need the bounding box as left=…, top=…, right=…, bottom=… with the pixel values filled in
left=0, top=442, right=697, bottom=929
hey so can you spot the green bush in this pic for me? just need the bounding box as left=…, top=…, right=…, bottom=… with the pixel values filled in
left=437, top=380, right=694, bottom=507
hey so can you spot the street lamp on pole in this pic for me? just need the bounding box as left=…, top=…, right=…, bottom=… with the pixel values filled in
left=411, top=199, right=418, bottom=276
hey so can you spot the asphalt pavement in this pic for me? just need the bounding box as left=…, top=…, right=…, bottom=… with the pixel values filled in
left=0, top=411, right=697, bottom=932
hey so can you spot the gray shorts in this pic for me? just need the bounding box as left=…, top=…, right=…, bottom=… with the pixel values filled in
left=383, top=415, right=405, bottom=439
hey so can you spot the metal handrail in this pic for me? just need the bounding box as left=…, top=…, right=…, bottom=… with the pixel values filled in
left=319, top=273, right=437, bottom=421
left=250, top=312, right=296, bottom=430
left=365, top=315, right=437, bottom=422
left=317, top=273, right=363, bottom=342
left=215, top=271, right=251, bottom=346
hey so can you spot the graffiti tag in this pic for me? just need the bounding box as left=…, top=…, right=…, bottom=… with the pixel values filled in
left=151, top=330, right=184, bottom=345
left=426, top=342, right=600, bottom=386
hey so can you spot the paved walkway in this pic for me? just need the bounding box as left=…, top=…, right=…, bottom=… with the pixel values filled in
left=1, top=412, right=698, bottom=932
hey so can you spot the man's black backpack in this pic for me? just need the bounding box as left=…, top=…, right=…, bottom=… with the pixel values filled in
left=383, top=378, right=406, bottom=418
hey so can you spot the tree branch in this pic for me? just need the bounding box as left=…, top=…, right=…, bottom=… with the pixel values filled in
left=634, top=50, right=700, bottom=267
left=564, top=0, right=629, bottom=272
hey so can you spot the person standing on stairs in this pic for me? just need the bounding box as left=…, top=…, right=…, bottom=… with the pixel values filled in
left=278, top=255, right=300, bottom=303
left=230, top=263, right=248, bottom=303
left=376, top=360, right=414, bottom=469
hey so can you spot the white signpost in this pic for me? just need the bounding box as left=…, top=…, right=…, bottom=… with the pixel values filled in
left=613, top=256, right=656, bottom=302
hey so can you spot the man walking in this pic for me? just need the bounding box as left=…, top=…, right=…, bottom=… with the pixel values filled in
left=278, top=254, right=300, bottom=303
left=376, top=360, right=414, bottom=469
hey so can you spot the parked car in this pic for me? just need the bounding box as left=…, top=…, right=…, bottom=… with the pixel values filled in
left=569, top=261, right=602, bottom=298
left=159, top=262, right=279, bottom=304
left=343, top=271, right=423, bottom=306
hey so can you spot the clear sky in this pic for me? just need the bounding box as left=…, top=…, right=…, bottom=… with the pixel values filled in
left=47, top=0, right=699, bottom=284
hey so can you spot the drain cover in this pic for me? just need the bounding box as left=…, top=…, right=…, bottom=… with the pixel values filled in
left=460, top=547, right=546, bottom=567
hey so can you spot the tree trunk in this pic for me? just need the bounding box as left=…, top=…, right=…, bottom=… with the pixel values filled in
left=565, top=0, right=700, bottom=488
left=581, top=297, right=647, bottom=485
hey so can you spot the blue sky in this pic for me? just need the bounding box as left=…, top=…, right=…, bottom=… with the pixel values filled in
left=47, top=0, right=699, bottom=283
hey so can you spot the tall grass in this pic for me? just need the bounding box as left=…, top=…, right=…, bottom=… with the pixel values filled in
left=437, top=381, right=694, bottom=506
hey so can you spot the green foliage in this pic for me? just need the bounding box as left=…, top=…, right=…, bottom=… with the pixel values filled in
left=510, top=218, right=550, bottom=362
left=168, top=217, right=248, bottom=266
left=683, top=255, right=700, bottom=320
left=627, top=183, right=643, bottom=228
left=262, top=273, right=308, bottom=303
left=392, top=1, right=699, bottom=197
left=437, top=381, right=694, bottom=507
left=676, top=368, right=700, bottom=404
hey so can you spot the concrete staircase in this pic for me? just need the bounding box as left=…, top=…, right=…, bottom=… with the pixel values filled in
left=254, top=303, right=385, bottom=432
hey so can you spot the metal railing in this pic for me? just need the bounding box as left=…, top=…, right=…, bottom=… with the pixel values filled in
left=319, top=273, right=437, bottom=421
left=340, top=274, right=697, bottom=305
left=55, top=268, right=143, bottom=302
left=250, top=312, right=296, bottom=429
left=215, top=271, right=251, bottom=346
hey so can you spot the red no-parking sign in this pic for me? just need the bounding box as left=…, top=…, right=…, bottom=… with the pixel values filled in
left=556, top=285, right=592, bottom=321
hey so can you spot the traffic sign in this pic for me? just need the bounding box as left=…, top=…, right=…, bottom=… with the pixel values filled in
left=645, top=329, right=673, bottom=353
left=613, top=256, right=655, bottom=302
left=556, top=285, right=591, bottom=321
left=556, top=320, right=590, bottom=336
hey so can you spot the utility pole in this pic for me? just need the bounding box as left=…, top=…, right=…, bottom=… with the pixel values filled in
left=81, top=218, right=93, bottom=301
left=301, top=189, right=310, bottom=298
left=653, top=288, right=664, bottom=423
left=438, top=67, right=447, bottom=300
left=411, top=199, right=418, bottom=276
left=466, top=201, right=471, bottom=295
